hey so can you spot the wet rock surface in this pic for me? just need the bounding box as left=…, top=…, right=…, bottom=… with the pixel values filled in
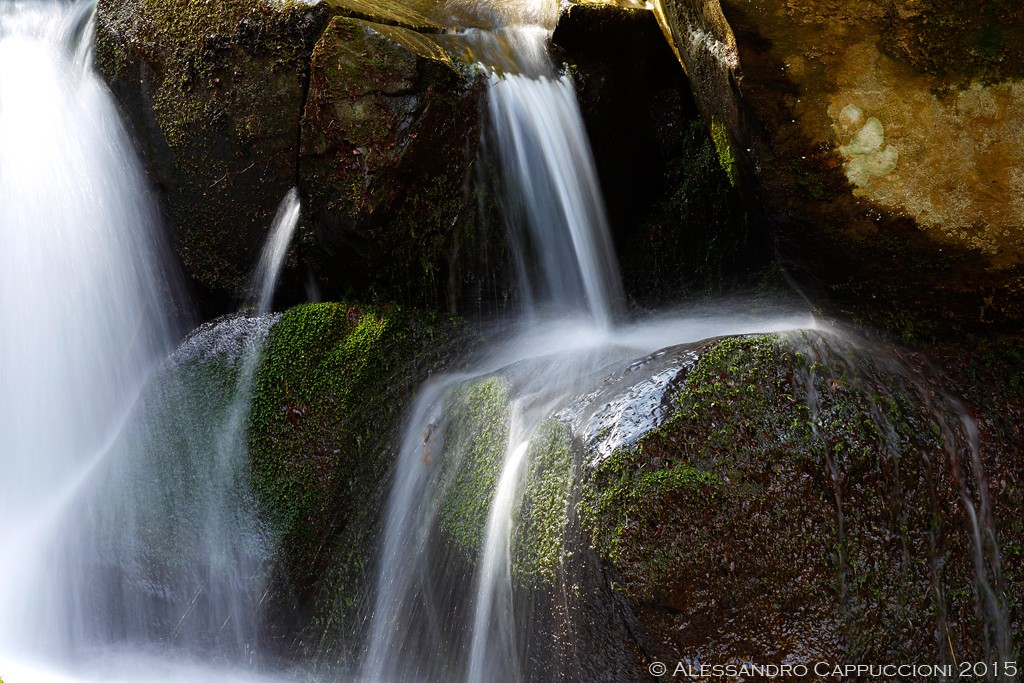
left=95, top=0, right=330, bottom=305
left=511, top=331, right=1020, bottom=679
left=298, top=16, right=495, bottom=312
left=96, top=0, right=506, bottom=313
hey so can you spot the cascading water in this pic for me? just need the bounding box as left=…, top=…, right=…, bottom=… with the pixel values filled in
left=99, top=188, right=301, bottom=662
left=2, top=0, right=1010, bottom=679
left=0, top=0, right=179, bottom=666
left=484, top=26, right=622, bottom=327
left=358, top=8, right=814, bottom=682
left=0, top=1, right=302, bottom=674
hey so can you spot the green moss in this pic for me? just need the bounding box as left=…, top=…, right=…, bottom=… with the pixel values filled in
left=248, top=301, right=470, bottom=657
left=581, top=451, right=718, bottom=589
left=436, top=376, right=511, bottom=554
left=710, top=118, right=736, bottom=187
left=511, top=420, right=575, bottom=588
left=578, top=332, right=992, bottom=663
left=133, top=0, right=246, bottom=148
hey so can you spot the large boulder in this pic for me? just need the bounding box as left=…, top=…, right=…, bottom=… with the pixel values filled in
left=508, top=331, right=1020, bottom=678
left=95, top=1, right=504, bottom=312
left=95, top=0, right=330, bottom=302
left=650, top=0, right=1024, bottom=330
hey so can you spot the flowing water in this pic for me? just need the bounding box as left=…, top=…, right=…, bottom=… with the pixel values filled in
left=484, top=27, right=622, bottom=328
left=0, top=0, right=179, bottom=664
left=0, top=0, right=1012, bottom=681
left=249, top=189, right=301, bottom=315
left=357, top=9, right=815, bottom=682
left=0, top=3, right=299, bottom=675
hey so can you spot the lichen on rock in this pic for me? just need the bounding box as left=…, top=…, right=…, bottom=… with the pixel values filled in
left=838, top=113, right=898, bottom=187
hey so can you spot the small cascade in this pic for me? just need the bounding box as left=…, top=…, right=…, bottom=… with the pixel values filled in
left=485, top=27, right=623, bottom=327
left=358, top=9, right=815, bottom=678
left=103, top=187, right=302, bottom=660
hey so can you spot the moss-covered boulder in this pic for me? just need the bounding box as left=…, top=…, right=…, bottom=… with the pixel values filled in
left=562, top=332, right=1018, bottom=672
left=650, top=0, right=1024, bottom=330
left=247, top=301, right=472, bottom=660
left=496, top=332, right=1019, bottom=678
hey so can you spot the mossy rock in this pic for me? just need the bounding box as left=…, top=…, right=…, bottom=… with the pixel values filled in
left=577, top=332, right=1014, bottom=666
left=95, top=1, right=506, bottom=312
left=95, top=0, right=330, bottom=299
left=511, top=419, right=576, bottom=589
left=247, top=301, right=472, bottom=659
left=434, top=376, right=512, bottom=556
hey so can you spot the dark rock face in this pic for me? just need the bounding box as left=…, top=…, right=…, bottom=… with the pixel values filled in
left=95, top=0, right=330, bottom=304
left=298, top=17, right=494, bottom=312
left=95, top=1, right=504, bottom=314
left=553, top=2, right=775, bottom=307
left=652, top=0, right=1024, bottom=331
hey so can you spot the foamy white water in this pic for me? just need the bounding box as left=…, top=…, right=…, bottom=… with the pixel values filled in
left=0, top=0, right=178, bottom=659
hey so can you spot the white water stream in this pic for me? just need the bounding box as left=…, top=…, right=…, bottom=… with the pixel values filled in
left=0, top=0, right=179, bottom=662
left=0, top=2, right=300, bottom=677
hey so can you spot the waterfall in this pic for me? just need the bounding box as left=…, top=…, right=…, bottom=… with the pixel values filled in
left=0, top=2, right=300, bottom=671
left=2, top=0, right=1009, bottom=679
left=0, top=0, right=180, bottom=663
left=485, top=27, right=623, bottom=327
left=358, top=11, right=813, bottom=682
